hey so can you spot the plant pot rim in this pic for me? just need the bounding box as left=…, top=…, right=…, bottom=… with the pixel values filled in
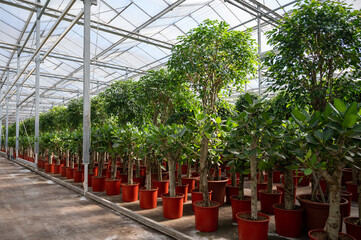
left=341, top=191, right=353, bottom=197
left=176, top=184, right=189, bottom=187
left=91, top=176, right=106, bottom=179
left=105, top=178, right=121, bottom=182
left=139, top=187, right=158, bottom=192
left=272, top=203, right=304, bottom=212
left=308, top=229, right=355, bottom=240
left=152, top=180, right=170, bottom=183
left=193, top=200, right=220, bottom=209
left=236, top=211, right=270, bottom=223
left=259, top=189, right=282, bottom=195
left=182, top=177, right=196, bottom=180
left=207, top=177, right=228, bottom=183
left=161, top=193, right=184, bottom=199
left=230, top=195, right=251, bottom=201
left=344, top=217, right=361, bottom=227
left=297, top=193, right=348, bottom=206
left=122, top=183, right=140, bottom=186
left=345, top=181, right=357, bottom=186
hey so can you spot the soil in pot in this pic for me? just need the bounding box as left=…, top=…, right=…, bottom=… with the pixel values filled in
left=208, top=177, right=228, bottom=206
left=308, top=229, right=355, bottom=240
left=161, top=193, right=184, bottom=219
left=273, top=204, right=304, bottom=238
left=344, top=217, right=361, bottom=240
left=122, top=183, right=139, bottom=202
left=236, top=211, right=270, bottom=240
left=194, top=200, right=220, bottom=232
left=191, top=189, right=212, bottom=212
left=105, top=179, right=121, bottom=196
left=139, top=188, right=158, bottom=209
left=230, top=195, right=251, bottom=222
left=259, top=190, right=282, bottom=214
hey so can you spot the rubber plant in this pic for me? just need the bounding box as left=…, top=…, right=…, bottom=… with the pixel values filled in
left=292, top=99, right=361, bottom=240
left=168, top=19, right=258, bottom=206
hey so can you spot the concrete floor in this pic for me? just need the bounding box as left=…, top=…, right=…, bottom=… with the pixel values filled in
left=0, top=156, right=171, bottom=240
left=1, top=156, right=359, bottom=240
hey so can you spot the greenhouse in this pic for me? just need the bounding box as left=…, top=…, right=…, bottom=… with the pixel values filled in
left=0, top=0, right=361, bottom=239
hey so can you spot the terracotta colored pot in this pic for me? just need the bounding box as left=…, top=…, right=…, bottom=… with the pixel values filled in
left=119, top=173, right=128, bottom=183
left=66, top=167, right=73, bottom=179
left=294, top=173, right=310, bottom=186
left=226, top=185, right=239, bottom=205
left=341, top=191, right=352, bottom=217
left=257, top=182, right=267, bottom=199
left=133, top=176, right=145, bottom=188
left=236, top=211, right=270, bottom=240
left=259, top=190, right=282, bottom=214
left=207, top=177, right=228, bottom=206
left=308, top=229, right=355, bottom=240
left=122, top=183, right=139, bottom=202
left=230, top=195, right=251, bottom=222
left=194, top=200, right=220, bottom=232
left=175, top=184, right=188, bottom=203
left=342, top=168, right=353, bottom=186
left=53, top=164, right=63, bottom=174
left=191, top=189, right=212, bottom=212
left=91, top=176, right=106, bottom=192
left=139, top=188, right=158, bottom=209
left=82, top=173, right=94, bottom=187
left=181, top=164, right=188, bottom=175
left=273, top=204, right=304, bottom=238
left=60, top=165, right=67, bottom=177
left=161, top=193, right=184, bottom=219
left=73, top=170, right=83, bottom=183
left=45, top=163, right=54, bottom=173
left=181, top=177, right=196, bottom=192
left=345, top=217, right=361, bottom=240
left=152, top=180, right=169, bottom=197
left=273, top=171, right=281, bottom=183
left=297, top=194, right=348, bottom=232
left=346, top=181, right=358, bottom=201
left=105, top=179, right=121, bottom=196
left=320, top=179, right=327, bottom=193
left=191, top=172, right=200, bottom=177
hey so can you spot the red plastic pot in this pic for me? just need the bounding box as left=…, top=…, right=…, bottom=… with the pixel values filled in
left=139, top=188, right=158, bottom=209
left=175, top=184, right=188, bottom=203
left=320, top=178, right=327, bottom=193
left=345, top=217, right=361, bottom=240
left=73, top=170, right=83, bottom=183
left=194, top=200, right=220, bottom=232
left=226, top=185, right=239, bottom=205
left=341, top=191, right=352, bottom=217
left=53, top=164, right=63, bottom=174
left=119, top=173, right=128, bottom=183
left=91, top=176, right=106, bottom=192
left=257, top=182, right=267, bottom=199
left=133, top=176, right=145, bottom=188
left=161, top=193, right=184, bottom=219
left=191, top=172, right=200, bottom=177
left=45, top=163, right=54, bottom=173
left=181, top=177, right=195, bottom=192
left=342, top=168, right=353, bottom=186
left=191, top=189, right=212, bottom=212
left=346, top=181, right=358, bottom=201
left=105, top=179, right=121, bottom=196
left=207, top=177, right=228, bottom=206
left=66, top=167, right=74, bottom=179
left=181, top=164, right=188, bottom=174
left=152, top=180, right=169, bottom=197
left=259, top=190, right=282, bottom=214
left=273, top=171, right=281, bottom=183
left=122, top=183, right=139, bottom=202
left=308, top=229, right=355, bottom=240
left=236, top=211, right=270, bottom=240
left=273, top=204, right=304, bottom=238
left=230, top=195, right=251, bottom=222
left=60, top=165, right=67, bottom=177
left=297, top=194, right=348, bottom=231
left=276, top=184, right=296, bottom=204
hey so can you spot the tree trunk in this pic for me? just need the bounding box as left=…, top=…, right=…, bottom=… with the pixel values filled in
left=169, top=159, right=175, bottom=197
left=250, top=154, right=258, bottom=220
left=57, top=151, right=60, bottom=165
left=231, top=172, right=237, bottom=187
left=66, top=150, right=70, bottom=168
left=97, top=152, right=104, bottom=178
left=157, top=163, right=163, bottom=181
left=352, top=166, right=358, bottom=185
left=71, top=154, right=74, bottom=169
left=135, top=159, right=140, bottom=178
left=357, top=169, right=361, bottom=225
left=199, top=135, right=210, bottom=207
left=111, top=156, right=116, bottom=180
left=187, top=163, right=191, bottom=178
left=284, top=168, right=295, bottom=210
left=238, top=173, right=245, bottom=199
left=89, top=152, right=94, bottom=175
left=145, top=154, right=152, bottom=190
left=266, top=169, right=273, bottom=193
left=325, top=173, right=342, bottom=240
left=78, top=151, right=82, bottom=171
left=127, top=154, right=133, bottom=185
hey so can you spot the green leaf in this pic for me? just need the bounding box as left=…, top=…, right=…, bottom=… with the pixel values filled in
left=334, top=99, right=347, bottom=113
left=292, top=109, right=306, bottom=121
left=322, top=129, right=333, bottom=141
left=304, top=168, right=312, bottom=176
left=245, top=93, right=252, bottom=104
left=342, top=114, right=357, bottom=128
left=215, top=117, right=222, bottom=124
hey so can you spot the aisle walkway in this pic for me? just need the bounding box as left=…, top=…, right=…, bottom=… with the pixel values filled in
left=0, top=156, right=171, bottom=240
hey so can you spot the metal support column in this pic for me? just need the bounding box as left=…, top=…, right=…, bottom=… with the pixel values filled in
left=15, top=47, right=20, bottom=158
left=34, top=1, right=41, bottom=169
left=82, top=0, right=95, bottom=193
left=5, top=70, right=9, bottom=156
left=257, top=5, right=262, bottom=95
left=0, top=88, right=2, bottom=150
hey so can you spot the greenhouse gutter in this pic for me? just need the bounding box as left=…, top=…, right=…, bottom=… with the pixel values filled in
left=1, top=153, right=193, bottom=240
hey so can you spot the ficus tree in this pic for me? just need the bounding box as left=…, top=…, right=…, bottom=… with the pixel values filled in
left=265, top=0, right=361, bottom=112
left=168, top=19, right=258, bottom=207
